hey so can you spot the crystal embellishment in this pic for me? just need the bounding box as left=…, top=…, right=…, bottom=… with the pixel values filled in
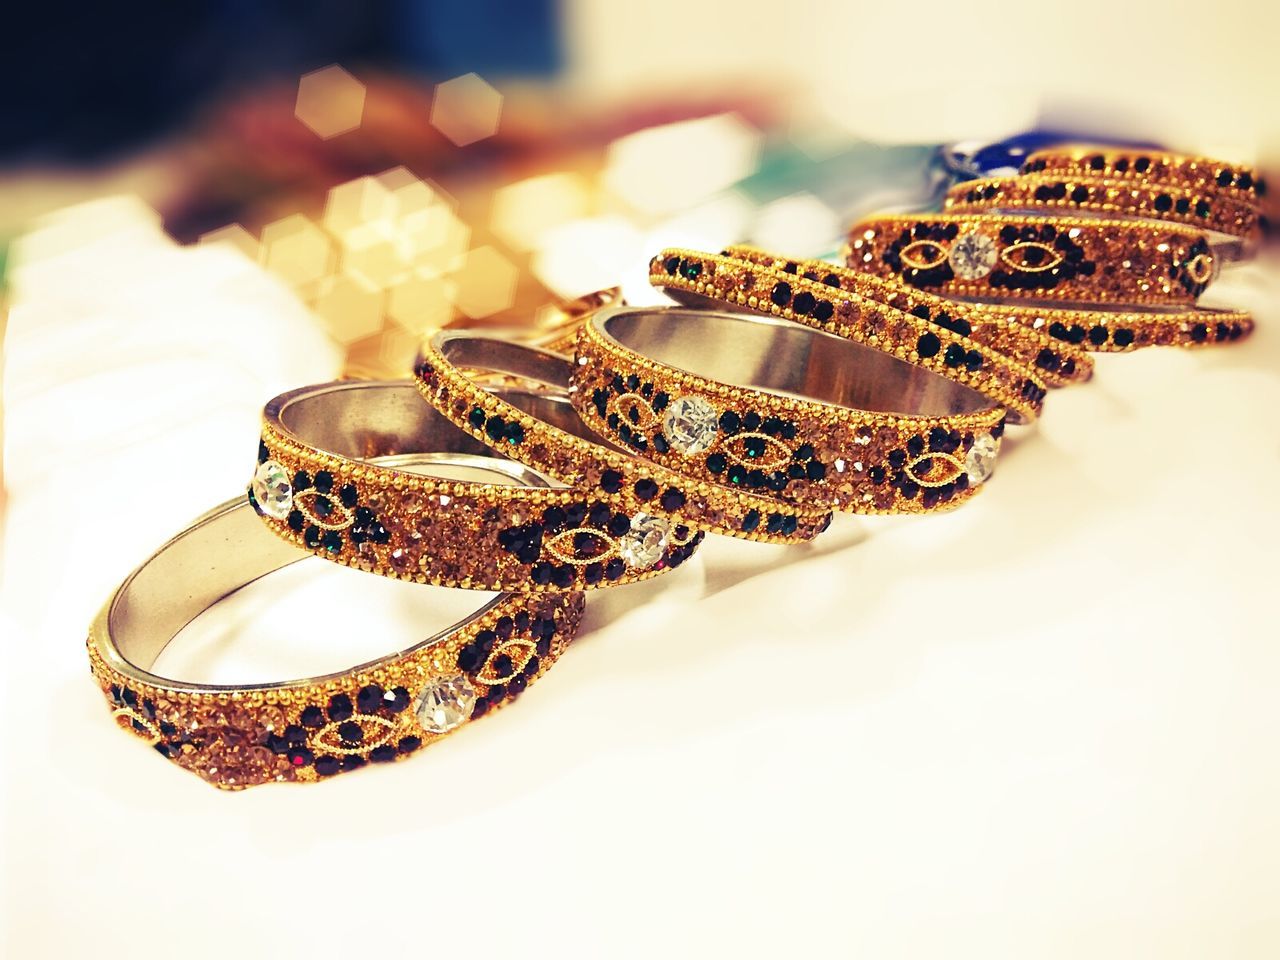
left=965, top=434, right=999, bottom=485
left=251, top=460, right=293, bottom=520
left=617, top=513, right=671, bottom=569
left=662, top=395, right=718, bottom=455
left=415, top=674, right=477, bottom=734
left=949, top=231, right=999, bottom=280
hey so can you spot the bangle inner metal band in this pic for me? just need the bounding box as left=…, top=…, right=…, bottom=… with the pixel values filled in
left=271, top=379, right=584, bottom=470
left=103, top=461, right=537, bottom=688
left=594, top=305, right=995, bottom=418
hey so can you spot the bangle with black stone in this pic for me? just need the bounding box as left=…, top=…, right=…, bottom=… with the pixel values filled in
left=415, top=332, right=833, bottom=544
left=571, top=305, right=1008, bottom=515
left=88, top=494, right=585, bottom=790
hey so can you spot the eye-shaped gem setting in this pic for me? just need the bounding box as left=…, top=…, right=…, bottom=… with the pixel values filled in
left=999, top=241, right=1065, bottom=273
left=899, top=239, right=950, bottom=271
left=948, top=231, right=999, bottom=280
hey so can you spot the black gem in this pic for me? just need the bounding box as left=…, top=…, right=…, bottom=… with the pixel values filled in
left=1113, top=329, right=1135, bottom=348
left=327, top=693, right=354, bottom=722
left=706, top=452, right=727, bottom=473
left=793, top=291, right=816, bottom=315
left=293, top=470, right=311, bottom=492
left=398, top=736, right=421, bottom=754
left=339, top=484, right=358, bottom=508
left=1154, top=193, right=1173, bottom=212
left=552, top=565, right=576, bottom=588
left=741, top=509, right=760, bottom=532
left=468, top=407, right=486, bottom=429
left=605, top=558, right=626, bottom=581
left=304, top=525, right=322, bottom=548
left=599, top=470, right=624, bottom=493
left=300, top=705, right=325, bottom=728
left=356, top=685, right=384, bottom=714
left=943, top=344, right=965, bottom=367
left=607, top=512, right=631, bottom=537
left=370, top=745, right=397, bottom=763
left=384, top=687, right=410, bottom=713
left=531, top=562, right=554, bottom=584
left=916, top=332, right=941, bottom=358
left=634, top=478, right=659, bottom=500
left=770, top=282, right=792, bottom=307
left=338, top=720, right=363, bottom=744
left=660, top=488, right=686, bottom=511
left=718, top=410, right=741, bottom=434
left=321, top=530, right=342, bottom=553
left=1089, top=325, right=1109, bottom=346
left=287, top=510, right=304, bottom=532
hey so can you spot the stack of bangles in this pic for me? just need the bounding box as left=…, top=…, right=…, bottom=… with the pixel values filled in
left=89, top=144, right=1261, bottom=789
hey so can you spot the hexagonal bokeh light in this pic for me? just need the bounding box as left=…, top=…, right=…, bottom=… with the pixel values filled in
left=295, top=65, right=367, bottom=139
left=430, top=73, right=503, bottom=147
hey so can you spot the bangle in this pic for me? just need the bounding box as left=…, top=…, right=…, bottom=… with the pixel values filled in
left=846, top=213, right=1218, bottom=306
left=415, top=334, right=833, bottom=543
left=253, top=379, right=701, bottom=591
left=994, top=303, right=1253, bottom=352
left=88, top=495, right=585, bottom=790
left=944, top=175, right=1261, bottom=253
left=572, top=305, right=1007, bottom=514
left=709, top=245, right=1094, bottom=388
left=1020, top=146, right=1266, bottom=210
left=649, top=248, right=1048, bottom=422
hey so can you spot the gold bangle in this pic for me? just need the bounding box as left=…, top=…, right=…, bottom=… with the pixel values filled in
left=845, top=213, right=1217, bottom=306
left=1020, top=146, right=1266, bottom=210
left=251, top=380, right=700, bottom=591
left=944, top=175, right=1261, bottom=253
left=649, top=248, right=1047, bottom=422
left=715, top=245, right=1094, bottom=388
left=415, top=333, right=833, bottom=543
left=88, top=494, right=585, bottom=790
left=571, top=304, right=1007, bottom=515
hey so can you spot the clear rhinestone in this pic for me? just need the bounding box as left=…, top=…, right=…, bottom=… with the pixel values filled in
left=965, top=434, right=999, bottom=485
left=251, top=460, right=293, bottom=519
left=617, top=513, right=671, bottom=569
left=415, top=674, right=477, bottom=734
left=949, top=231, right=999, bottom=280
left=662, top=395, right=718, bottom=455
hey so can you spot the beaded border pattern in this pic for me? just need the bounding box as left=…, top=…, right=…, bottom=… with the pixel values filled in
left=88, top=591, right=584, bottom=790
left=1021, top=147, right=1266, bottom=210
left=414, top=345, right=832, bottom=544
left=649, top=248, right=1047, bottom=422
left=719, top=246, right=1093, bottom=389
left=846, top=213, right=1216, bottom=306
left=249, top=429, right=699, bottom=592
left=573, top=313, right=1005, bottom=515
left=944, top=175, right=1260, bottom=246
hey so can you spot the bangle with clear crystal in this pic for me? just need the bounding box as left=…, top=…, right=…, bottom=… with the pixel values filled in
left=251, top=379, right=700, bottom=591
left=846, top=213, right=1218, bottom=306
left=415, top=333, right=833, bottom=543
left=88, top=494, right=584, bottom=790
left=571, top=305, right=1007, bottom=515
